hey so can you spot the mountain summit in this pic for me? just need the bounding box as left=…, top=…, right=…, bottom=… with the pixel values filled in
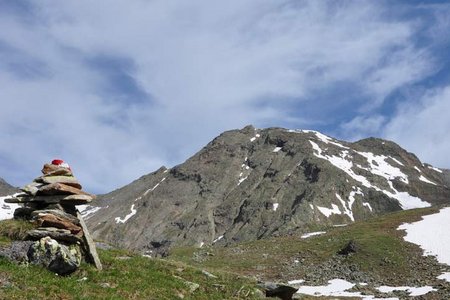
left=84, top=126, right=450, bottom=254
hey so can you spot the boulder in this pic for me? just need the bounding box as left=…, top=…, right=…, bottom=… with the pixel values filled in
left=0, top=241, right=34, bottom=263
left=27, top=237, right=81, bottom=275
left=338, top=240, right=359, bottom=255
left=13, top=207, right=35, bottom=220
left=258, top=282, right=298, bottom=300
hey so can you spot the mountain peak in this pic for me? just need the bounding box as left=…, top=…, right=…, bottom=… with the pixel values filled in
left=84, top=126, right=450, bottom=255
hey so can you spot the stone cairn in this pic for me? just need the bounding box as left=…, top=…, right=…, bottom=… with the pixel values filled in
left=5, top=159, right=102, bottom=275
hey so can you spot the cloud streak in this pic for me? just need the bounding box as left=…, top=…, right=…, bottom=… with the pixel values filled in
left=0, top=0, right=449, bottom=193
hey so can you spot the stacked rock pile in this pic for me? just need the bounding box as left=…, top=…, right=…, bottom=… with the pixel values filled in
left=4, top=159, right=102, bottom=274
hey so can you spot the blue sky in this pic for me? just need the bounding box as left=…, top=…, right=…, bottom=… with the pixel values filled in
left=1, top=0, right=450, bottom=193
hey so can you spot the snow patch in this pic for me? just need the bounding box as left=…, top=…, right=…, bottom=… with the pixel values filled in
left=290, top=278, right=436, bottom=299
left=293, top=279, right=399, bottom=299
left=390, top=157, right=404, bottom=166
left=250, top=133, right=261, bottom=142
left=356, top=151, right=409, bottom=184
left=310, top=141, right=373, bottom=187
left=115, top=204, right=137, bottom=224
left=309, top=204, right=314, bottom=210
left=302, top=130, right=349, bottom=149
left=0, top=193, right=22, bottom=221
left=78, top=205, right=102, bottom=220
left=301, top=231, right=326, bottom=239
left=143, top=177, right=167, bottom=196
left=398, top=207, right=450, bottom=265
left=419, top=175, right=438, bottom=186
left=414, top=166, right=422, bottom=173
left=273, top=146, right=282, bottom=152
left=310, top=141, right=430, bottom=210
left=376, top=285, right=436, bottom=296
left=438, top=272, right=450, bottom=282
left=238, top=176, right=248, bottom=185
left=317, top=204, right=341, bottom=218
left=272, top=203, right=279, bottom=211
left=386, top=181, right=430, bottom=210
left=336, top=193, right=354, bottom=222
left=237, top=158, right=251, bottom=186
left=212, top=235, right=223, bottom=243
left=287, top=279, right=304, bottom=285
left=363, top=202, right=373, bottom=212
left=428, top=165, right=443, bottom=173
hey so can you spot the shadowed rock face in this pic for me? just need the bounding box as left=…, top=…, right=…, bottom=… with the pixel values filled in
left=84, top=126, right=450, bottom=253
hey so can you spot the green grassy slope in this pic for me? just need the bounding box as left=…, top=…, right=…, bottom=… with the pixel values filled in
left=1, top=206, right=450, bottom=299
left=0, top=221, right=262, bottom=300
left=170, top=206, right=450, bottom=297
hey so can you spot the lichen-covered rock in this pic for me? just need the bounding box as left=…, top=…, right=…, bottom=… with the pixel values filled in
left=27, top=237, right=81, bottom=275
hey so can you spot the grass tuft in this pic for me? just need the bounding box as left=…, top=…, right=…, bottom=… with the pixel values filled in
left=0, top=219, right=34, bottom=242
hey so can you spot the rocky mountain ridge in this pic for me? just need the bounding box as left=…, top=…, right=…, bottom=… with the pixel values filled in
left=81, top=126, right=450, bottom=255
left=0, top=177, right=18, bottom=196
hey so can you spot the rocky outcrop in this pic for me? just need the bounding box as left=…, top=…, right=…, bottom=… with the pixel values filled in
left=85, top=126, right=450, bottom=253
left=27, top=236, right=82, bottom=275
left=1, top=160, right=102, bottom=274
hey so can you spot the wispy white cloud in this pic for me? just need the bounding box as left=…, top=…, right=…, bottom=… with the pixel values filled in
left=340, top=115, right=386, bottom=141
left=0, top=0, right=448, bottom=192
left=383, top=86, right=450, bottom=168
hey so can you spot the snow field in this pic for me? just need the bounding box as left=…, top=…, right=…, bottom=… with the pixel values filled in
left=0, top=193, right=22, bottom=221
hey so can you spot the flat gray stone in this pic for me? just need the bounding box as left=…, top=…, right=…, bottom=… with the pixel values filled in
left=76, top=211, right=102, bottom=270
left=27, top=228, right=81, bottom=244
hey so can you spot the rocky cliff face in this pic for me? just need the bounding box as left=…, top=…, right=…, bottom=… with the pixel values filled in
left=84, top=126, right=450, bottom=254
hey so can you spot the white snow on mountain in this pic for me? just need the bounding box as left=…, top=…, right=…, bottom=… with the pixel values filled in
left=356, top=151, right=408, bottom=184
left=317, top=203, right=341, bottom=218
left=78, top=205, right=102, bottom=220
left=301, top=130, right=349, bottom=149
left=301, top=231, right=326, bottom=239
left=212, top=235, right=223, bottom=243
left=427, top=166, right=443, bottom=173
left=273, top=146, right=282, bottom=152
left=309, top=140, right=430, bottom=210
left=115, top=204, right=137, bottom=224
left=272, top=203, right=279, bottom=211
left=336, top=193, right=355, bottom=222
left=390, top=157, right=404, bottom=166
left=418, top=175, right=437, bottom=185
